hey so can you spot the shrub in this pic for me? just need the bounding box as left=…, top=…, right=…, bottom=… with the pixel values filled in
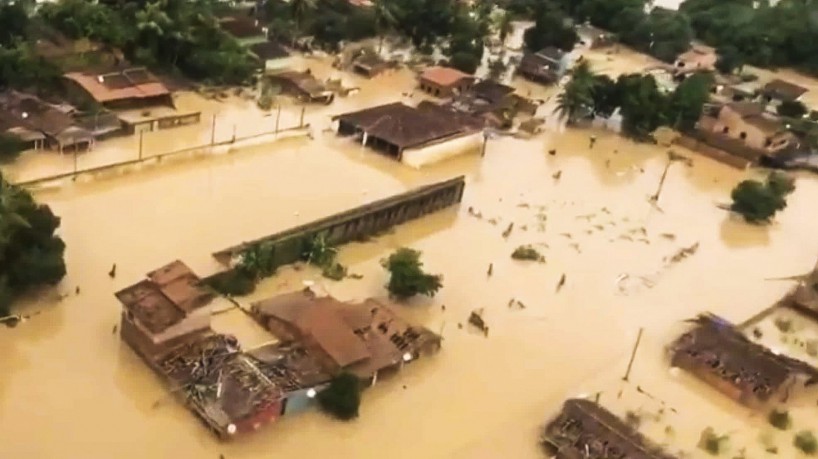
left=768, top=408, right=792, bottom=430
left=795, top=430, right=817, bottom=455
left=317, top=372, right=361, bottom=420
left=381, top=248, right=442, bottom=299
left=511, top=245, right=545, bottom=262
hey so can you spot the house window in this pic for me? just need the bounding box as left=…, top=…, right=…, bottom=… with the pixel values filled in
left=739, top=132, right=747, bottom=140
left=722, top=126, right=729, bottom=134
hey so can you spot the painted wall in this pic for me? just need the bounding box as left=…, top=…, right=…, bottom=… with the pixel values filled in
left=401, top=132, right=482, bottom=168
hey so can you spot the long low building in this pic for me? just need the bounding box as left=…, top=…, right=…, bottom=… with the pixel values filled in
left=541, top=398, right=678, bottom=459
left=333, top=102, right=483, bottom=168
left=668, top=313, right=818, bottom=409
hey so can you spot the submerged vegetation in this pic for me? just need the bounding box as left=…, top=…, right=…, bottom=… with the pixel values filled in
left=795, top=430, right=818, bottom=455
left=0, top=171, right=67, bottom=316
left=511, top=245, right=545, bottom=262
left=317, top=372, right=361, bottom=420
left=768, top=408, right=792, bottom=431
left=382, top=248, right=443, bottom=299
left=730, top=172, right=796, bottom=224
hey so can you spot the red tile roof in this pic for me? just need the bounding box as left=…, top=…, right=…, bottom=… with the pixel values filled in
left=420, top=66, right=472, bottom=87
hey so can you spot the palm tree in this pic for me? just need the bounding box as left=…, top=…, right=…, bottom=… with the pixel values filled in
left=290, top=0, right=316, bottom=41
left=496, top=11, right=513, bottom=45
left=373, top=0, right=398, bottom=54
left=553, top=60, right=597, bottom=124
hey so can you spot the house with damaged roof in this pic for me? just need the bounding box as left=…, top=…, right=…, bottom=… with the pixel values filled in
left=251, top=289, right=441, bottom=385
left=64, top=67, right=173, bottom=110
left=541, top=398, right=678, bottom=459
left=117, top=260, right=217, bottom=361
left=0, top=90, right=95, bottom=152
left=333, top=102, right=484, bottom=167
left=517, top=47, right=573, bottom=85
left=669, top=313, right=818, bottom=409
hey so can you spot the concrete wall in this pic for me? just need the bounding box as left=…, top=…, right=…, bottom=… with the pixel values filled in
left=401, top=133, right=482, bottom=169
left=212, top=176, right=466, bottom=266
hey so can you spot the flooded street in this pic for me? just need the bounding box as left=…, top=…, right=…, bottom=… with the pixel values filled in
left=3, top=59, right=818, bottom=458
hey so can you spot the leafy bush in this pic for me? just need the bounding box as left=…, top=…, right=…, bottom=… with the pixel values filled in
left=511, top=245, right=545, bottom=262
left=381, top=248, right=442, bottom=299
left=317, top=372, right=361, bottom=420
left=730, top=172, right=796, bottom=224
left=206, top=269, right=256, bottom=296
left=768, top=408, right=792, bottom=430
left=795, top=430, right=817, bottom=455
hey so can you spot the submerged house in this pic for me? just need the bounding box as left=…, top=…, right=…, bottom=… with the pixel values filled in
left=333, top=102, right=483, bottom=167
left=117, top=260, right=217, bottom=361
left=669, top=313, right=818, bottom=409
left=251, top=289, right=441, bottom=385
left=445, top=79, right=538, bottom=128
left=267, top=70, right=335, bottom=104
left=249, top=41, right=292, bottom=72
left=696, top=101, right=797, bottom=163
left=517, top=47, right=571, bottom=85
left=763, top=79, right=808, bottom=106
left=352, top=52, right=392, bottom=78
left=64, top=67, right=173, bottom=110
left=218, top=13, right=268, bottom=47
left=418, top=66, right=475, bottom=98
left=0, top=90, right=94, bottom=152
left=541, top=398, right=678, bottom=459
left=674, top=43, right=718, bottom=74
left=576, top=23, right=614, bottom=49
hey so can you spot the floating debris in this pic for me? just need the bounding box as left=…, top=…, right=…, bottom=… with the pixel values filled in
left=619, top=234, right=633, bottom=242
left=517, top=203, right=530, bottom=208
left=511, top=245, right=545, bottom=262
left=593, top=224, right=604, bottom=231
left=502, top=223, right=514, bottom=239
left=556, top=274, right=566, bottom=292
left=487, top=263, right=493, bottom=277
left=560, top=233, right=572, bottom=239
left=552, top=170, right=562, bottom=180
left=660, top=233, right=676, bottom=240
left=515, top=300, right=527, bottom=309
left=576, top=213, right=595, bottom=221
left=548, top=149, right=556, bottom=156
left=488, top=218, right=498, bottom=225
left=347, top=273, right=364, bottom=280
left=666, top=242, right=700, bottom=264
left=601, top=207, right=611, bottom=214
left=112, top=324, right=118, bottom=335
left=468, top=309, right=489, bottom=336
left=570, top=243, right=581, bottom=253
left=467, top=207, right=483, bottom=219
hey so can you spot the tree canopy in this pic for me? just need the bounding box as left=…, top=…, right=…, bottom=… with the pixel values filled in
left=0, top=172, right=67, bottom=316
left=777, top=100, right=808, bottom=119
left=730, top=172, right=795, bottom=224
left=523, top=4, right=578, bottom=52
left=382, top=248, right=442, bottom=300
left=317, top=372, right=361, bottom=420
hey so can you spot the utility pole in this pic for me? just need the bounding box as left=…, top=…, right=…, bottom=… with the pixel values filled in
left=299, top=105, right=305, bottom=128
left=275, top=105, right=282, bottom=134
left=210, top=114, right=216, bottom=146
left=622, top=327, right=644, bottom=382
left=232, top=124, right=236, bottom=143
left=481, top=131, right=489, bottom=157
left=138, top=130, right=144, bottom=160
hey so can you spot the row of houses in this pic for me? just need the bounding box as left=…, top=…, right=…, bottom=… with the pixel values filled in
left=117, top=260, right=441, bottom=438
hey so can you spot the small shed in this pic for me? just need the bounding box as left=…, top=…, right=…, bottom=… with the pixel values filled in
left=418, top=66, right=475, bottom=98
left=352, top=53, right=391, bottom=78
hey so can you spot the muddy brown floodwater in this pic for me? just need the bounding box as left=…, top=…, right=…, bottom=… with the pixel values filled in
left=4, top=57, right=818, bottom=459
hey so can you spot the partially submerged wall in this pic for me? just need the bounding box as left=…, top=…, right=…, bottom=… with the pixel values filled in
left=212, top=175, right=466, bottom=266
left=674, top=132, right=753, bottom=169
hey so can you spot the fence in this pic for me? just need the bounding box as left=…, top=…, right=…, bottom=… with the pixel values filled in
left=14, top=112, right=309, bottom=188
left=674, top=132, right=753, bottom=169
left=212, top=175, right=467, bottom=266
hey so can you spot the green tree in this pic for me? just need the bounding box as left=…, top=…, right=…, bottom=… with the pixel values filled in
left=777, top=100, right=808, bottom=119
left=382, top=248, right=442, bottom=299
left=317, top=372, right=361, bottom=420
left=554, top=61, right=597, bottom=124
left=666, top=72, right=713, bottom=132
left=729, top=172, right=795, bottom=224
left=373, top=0, right=398, bottom=52
left=590, top=74, right=620, bottom=118
left=524, top=5, right=578, bottom=52
left=496, top=11, right=513, bottom=44
left=0, top=171, right=67, bottom=315
left=616, top=73, right=669, bottom=139
left=715, top=44, right=744, bottom=75
left=0, top=133, right=25, bottom=162
left=290, top=0, right=317, bottom=38
left=0, top=0, right=31, bottom=47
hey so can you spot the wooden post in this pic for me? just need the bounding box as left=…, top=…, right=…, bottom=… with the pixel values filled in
left=481, top=131, right=489, bottom=157
left=232, top=124, right=236, bottom=143
left=73, top=146, right=78, bottom=178
left=210, top=114, right=216, bottom=145
left=138, top=130, right=144, bottom=160
left=622, top=327, right=644, bottom=382
left=275, top=105, right=281, bottom=134
left=299, top=105, right=305, bottom=128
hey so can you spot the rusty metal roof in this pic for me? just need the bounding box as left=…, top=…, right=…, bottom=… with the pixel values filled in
left=64, top=68, right=170, bottom=103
